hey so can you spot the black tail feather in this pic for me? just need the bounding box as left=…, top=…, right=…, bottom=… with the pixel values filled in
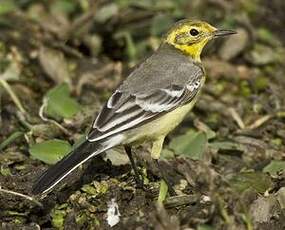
left=32, top=140, right=103, bottom=195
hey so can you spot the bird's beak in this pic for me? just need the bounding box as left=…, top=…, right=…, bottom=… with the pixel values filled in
left=212, top=29, right=237, bottom=37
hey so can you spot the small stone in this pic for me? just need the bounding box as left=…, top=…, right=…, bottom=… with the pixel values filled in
left=107, top=198, right=121, bottom=227
left=104, top=147, right=130, bottom=166
left=276, top=187, right=285, bottom=209
left=200, top=195, right=211, bottom=204
left=250, top=196, right=278, bottom=224
left=246, top=44, right=277, bottom=65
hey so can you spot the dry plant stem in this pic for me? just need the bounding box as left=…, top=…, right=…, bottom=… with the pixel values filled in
left=70, top=0, right=98, bottom=31
left=51, top=41, right=83, bottom=58
left=217, top=195, right=232, bottom=225
left=0, top=131, right=23, bottom=151
left=0, top=79, right=26, bottom=115
left=0, top=186, right=42, bottom=207
left=164, top=194, right=198, bottom=208
left=16, top=111, right=33, bottom=130
left=228, top=107, right=245, bottom=129
left=241, top=213, right=254, bottom=230
left=39, top=99, right=72, bottom=136
left=247, top=114, right=272, bottom=130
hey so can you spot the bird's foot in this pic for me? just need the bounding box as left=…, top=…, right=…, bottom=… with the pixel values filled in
left=155, top=160, right=177, bottom=196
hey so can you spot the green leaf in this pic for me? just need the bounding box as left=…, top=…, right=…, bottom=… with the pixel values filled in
left=157, top=180, right=168, bottom=203
left=197, top=224, right=215, bottom=230
left=209, top=141, right=245, bottom=152
left=52, top=209, right=66, bottom=228
left=255, top=76, right=269, bottom=91
left=161, top=148, right=175, bottom=160
left=81, top=184, right=98, bottom=195
left=256, top=28, right=280, bottom=46
left=229, top=172, right=272, bottom=193
left=0, top=1, right=17, bottom=15
left=51, top=0, right=77, bottom=14
left=81, top=181, right=109, bottom=197
left=263, top=160, right=285, bottom=176
left=51, top=204, right=68, bottom=229
left=0, top=131, right=23, bottom=151
left=1, top=165, right=11, bottom=176
left=95, top=3, right=118, bottom=23
left=30, top=139, right=71, bottom=165
left=169, top=130, right=207, bottom=160
left=45, top=83, right=81, bottom=119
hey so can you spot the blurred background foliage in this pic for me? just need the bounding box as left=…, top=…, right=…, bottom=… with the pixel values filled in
left=0, top=0, right=285, bottom=229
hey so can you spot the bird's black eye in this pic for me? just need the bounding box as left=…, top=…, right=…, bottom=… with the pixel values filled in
left=190, top=28, right=199, bottom=36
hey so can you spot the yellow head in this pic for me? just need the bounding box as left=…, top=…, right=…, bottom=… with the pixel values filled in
left=165, top=19, right=236, bottom=61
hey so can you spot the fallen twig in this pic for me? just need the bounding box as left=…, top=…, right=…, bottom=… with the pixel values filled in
left=228, top=108, right=245, bottom=129
left=0, top=186, right=42, bottom=207
left=16, top=111, right=33, bottom=130
left=0, top=131, right=23, bottom=151
left=246, top=114, right=273, bottom=130
left=0, top=79, right=26, bottom=115
left=39, top=98, right=72, bottom=136
left=164, top=194, right=198, bottom=208
left=217, top=195, right=232, bottom=225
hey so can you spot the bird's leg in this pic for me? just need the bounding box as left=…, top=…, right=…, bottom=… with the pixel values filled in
left=124, top=145, right=144, bottom=189
left=155, top=159, right=177, bottom=196
left=151, top=138, right=176, bottom=196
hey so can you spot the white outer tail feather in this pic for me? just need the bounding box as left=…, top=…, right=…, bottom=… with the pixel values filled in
left=41, top=134, right=125, bottom=194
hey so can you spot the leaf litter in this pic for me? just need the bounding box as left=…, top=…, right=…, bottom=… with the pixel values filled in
left=0, top=0, right=285, bottom=229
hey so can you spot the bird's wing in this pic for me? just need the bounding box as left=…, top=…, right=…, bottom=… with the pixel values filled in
left=87, top=76, right=203, bottom=141
left=87, top=44, right=205, bottom=141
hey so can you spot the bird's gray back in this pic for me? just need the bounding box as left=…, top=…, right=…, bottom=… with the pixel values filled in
left=119, top=43, right=204, bottom=94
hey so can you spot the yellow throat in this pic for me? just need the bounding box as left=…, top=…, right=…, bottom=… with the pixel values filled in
left=164, top=20, right=217, bottom=62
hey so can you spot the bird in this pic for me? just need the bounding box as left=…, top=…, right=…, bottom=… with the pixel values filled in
left=32, top=19, right=236, bottom=195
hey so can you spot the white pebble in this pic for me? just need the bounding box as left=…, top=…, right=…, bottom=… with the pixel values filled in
left=107, top=198, right=121, bottom=227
